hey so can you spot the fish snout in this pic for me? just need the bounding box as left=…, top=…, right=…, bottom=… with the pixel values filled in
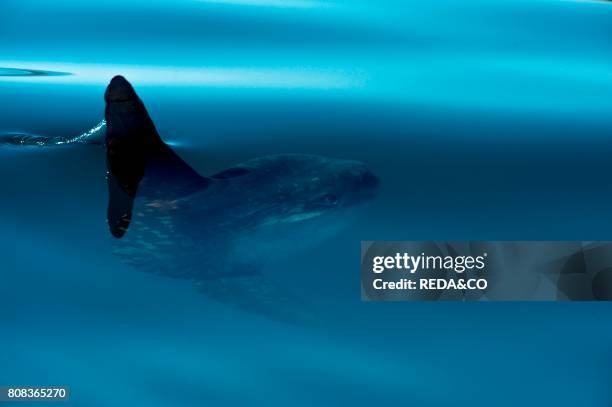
left=105, top=75, right=137, bottom=103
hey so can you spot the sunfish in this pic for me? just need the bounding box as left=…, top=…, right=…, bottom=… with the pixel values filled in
left=5, top=76, right=380, bottom=321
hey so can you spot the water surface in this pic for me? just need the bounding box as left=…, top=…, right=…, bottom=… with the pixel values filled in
left=1, top=0, right=612, bottom=405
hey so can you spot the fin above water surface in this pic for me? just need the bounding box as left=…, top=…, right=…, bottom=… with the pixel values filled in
left=104, top=75, right=210, bottom=238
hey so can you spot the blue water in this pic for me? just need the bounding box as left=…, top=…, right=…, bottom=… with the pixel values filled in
left=2, top=0, right=612, bottom=405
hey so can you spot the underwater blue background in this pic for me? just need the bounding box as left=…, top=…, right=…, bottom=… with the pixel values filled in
left=1, top=0, right=612, bottom=405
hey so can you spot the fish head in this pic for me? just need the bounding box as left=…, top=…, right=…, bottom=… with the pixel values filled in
left=229, top=154, right=379, bottom=223
left=217, top=154, right=379, bottom=261
left=300, top=157, right=379, bottom=212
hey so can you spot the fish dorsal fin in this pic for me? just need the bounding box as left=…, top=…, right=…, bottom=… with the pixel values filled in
left=104, top=75, right=210, bottom=238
